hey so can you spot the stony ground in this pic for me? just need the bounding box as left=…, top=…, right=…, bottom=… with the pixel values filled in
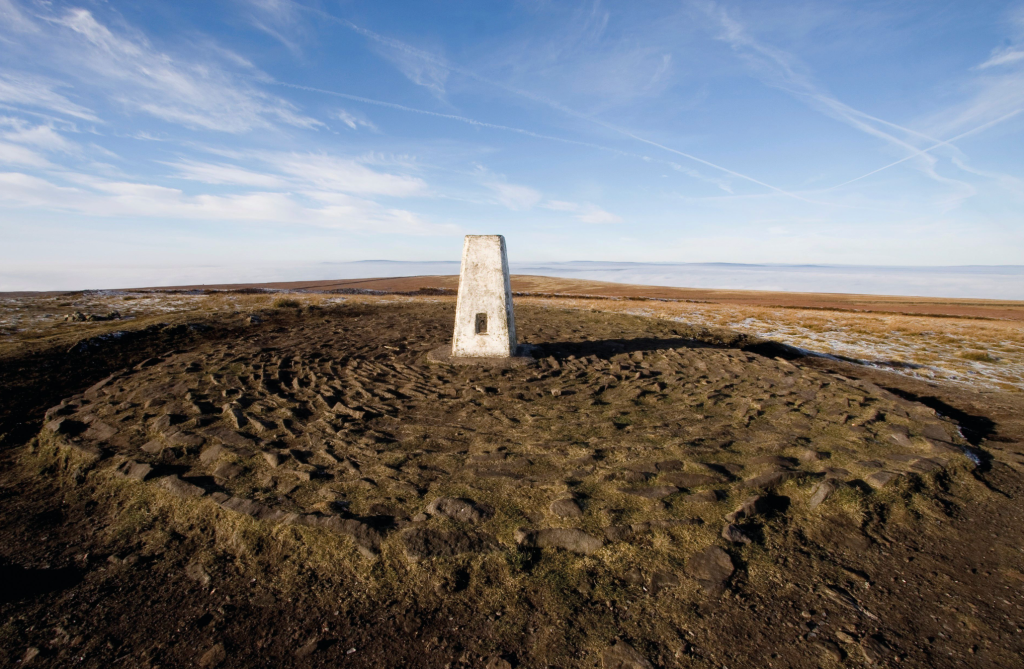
left=1, top=298, right=1023, bottom=668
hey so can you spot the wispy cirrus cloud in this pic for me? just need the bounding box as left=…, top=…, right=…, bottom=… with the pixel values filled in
left=543, top=199, right=622, bottom=224
left=485, top=182, right=542, bottom=211
left=167, top=152, right=428, bottom=197
left=0, top=72, right=99, bottom=122
left=336, top=109, right=377, bottom=131
left=0, top=2, right=321, bottom=133
left=0, top=169, right=452, bottom=235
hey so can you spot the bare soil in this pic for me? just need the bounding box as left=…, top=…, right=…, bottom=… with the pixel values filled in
left=1, top=299, right=1023, bottom=668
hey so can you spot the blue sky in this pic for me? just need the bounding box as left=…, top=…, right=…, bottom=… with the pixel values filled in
left=1, top=0, right=1022, bottom=290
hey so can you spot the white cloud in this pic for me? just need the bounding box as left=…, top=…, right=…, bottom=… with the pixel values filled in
left=273, top=154, right=427, bottom=196
left=486, top=182, right=542, bottom=210
left=0, top=117, right=78, bottom=153
left=164, top=159, right=289, bottom=188
left=0, top=141, right=52, bottom=168
left=0, top=5, right=322, bottom=133
left=0, top=170, right=451, bottom=234
left=543, top=199, right=622, bottom=223
left=336, top=109, right=377, bottom=131
left=165, top=152, right=426, bottom=197
left=0, top=72, right=99, bottom=121
left=978, top=48, right=1024, bottom=69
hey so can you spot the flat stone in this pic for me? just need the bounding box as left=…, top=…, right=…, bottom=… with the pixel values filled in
left=864, top=471, right=901, bottom=489
left=809, top=480, right=841, bottom=509
left=742, top=470, right=803, bottom=490
left=516, top=528, right=604, bottom=555
left=751, top=455, right=798, bottom=467
left=618, top=485, right=679, bottom=499
left=203, top=426, right=255, bottom=449
left=82, top=420, right=118, bottom=442
left=724, top=495, right=769, bottom=522
left=649, top=570, right=680, bottom=596
left=199, top=444, right=227, bottom=464
left=160, top=475, right=206, bottom=499
left=164, top=430, right=204, bottom=449
left=910, top=458, right=943, bottom=473
left=301, top=514, right=383, bottom=558
left=601, top=640, right=654, bottom=669
left=860, top=635, right=890, bottom=665
left=224, top=407, right=247, bottom=429
left=262, top=451, right=281, bottom=468
left=213, top=462, right=245, bottom=480
left=655, top=459, right=684, bottom=472
left=921, top=422, right=953, bottom=443
left=721, top=523, right=752, bottom=544
left=686, top=545, right=734, bottom=595
left=140, top=439, right=164, bottom=455
left=426, top=497, right=489, bottom=524
left=550, top=498, right=583, bottom=518
left=198, top=643, right=226, bottom=668
left=400, top=527, right=497, bottom=561
left=118, top=460, right=153, bottom=481
left=682, top=490, right=719, bottom=504
left=295, top=640, right=320, bottom=659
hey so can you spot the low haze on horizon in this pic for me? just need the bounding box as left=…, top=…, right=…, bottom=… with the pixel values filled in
left=1, top=0, right=1023, bottom=291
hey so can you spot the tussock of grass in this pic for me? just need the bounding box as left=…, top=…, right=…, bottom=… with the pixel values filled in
left=271, top=297, right=301, bottom=309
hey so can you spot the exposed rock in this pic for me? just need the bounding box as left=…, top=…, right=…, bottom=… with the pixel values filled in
left=798, top=449, right=826, bottom=462
left=742, top=470, right=805, bottom=490
left=601, top=640, right=654, bottom=669
left=301, top=514, right=383, bottom=558
left=649, top=570, right=680, bottom=596
left=160, top=475, right=206, bottom=499
left=223, top=407, right=247, bottom=429
left=686, top=545, right=734, bottom=595
left=618, top=485, right=678, bottom=499
left=809, top=479, right=841, bottom=509
left=655, top=459, right=683, bottom=472
left=213, top=462, right=244, bottom=480
left=682, top=490, right=719, bottom=504
left=604, top=525, right=642, bottom=542
left=140, top=439, right=164, bottom=455
left=117, top=460, right=152, bottom=481
left=426, top=497, right=490, bottom=524
left=82, top=420, right=117, bottom=442
left=550, top=498, right=583, bottom=518
left=864, top=471, right=901, bottom=489
left=401, top=527, right=497, bottom=561
left=262, top=451, right=281, bottom=468
left=485, top=657, right=513, bottom=669
left=199, top=444, right=227, bottom=465
left=751, top=455, right=798, bottom=468
left=185, top=561, right=211, bottom=587
left=725, top=495, right=769, bottom=522
left=816, top=640, right=844, bottom=661
left=295, top=640, right=320, bottom=658
left=198, top=643, right=226, bottom=667
left=516, top=528, right=604, bottom=555
left=860, top=635, right=890, bottom=665
left=721, top=523, right=752, bottom=544
left=202, top=426, right=255, bottom=449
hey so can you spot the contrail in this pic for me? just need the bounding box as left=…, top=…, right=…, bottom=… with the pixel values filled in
left=828, top=109, right=1023, bottom=190
left=289, top=4, right=813, bottom=201
left=274, top=81, right=623, bottom=153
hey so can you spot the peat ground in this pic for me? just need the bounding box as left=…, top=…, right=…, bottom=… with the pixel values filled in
left=0, top=299, right=1022, bottom=668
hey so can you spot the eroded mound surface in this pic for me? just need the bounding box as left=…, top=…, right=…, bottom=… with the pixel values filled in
left=41, top=303, right=967, bottom=565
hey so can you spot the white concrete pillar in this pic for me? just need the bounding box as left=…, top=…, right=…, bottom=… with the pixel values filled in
left=451, top=235, right=517, bottom=357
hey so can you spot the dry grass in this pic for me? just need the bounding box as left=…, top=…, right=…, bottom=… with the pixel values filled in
left=2, top=284, right=1021, bottom=391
